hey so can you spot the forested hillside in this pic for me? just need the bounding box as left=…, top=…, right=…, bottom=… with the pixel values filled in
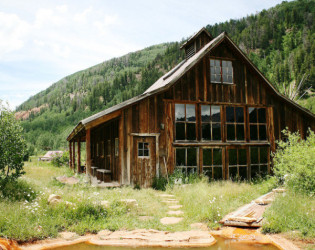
left=17, top=0, right=314, bottom=154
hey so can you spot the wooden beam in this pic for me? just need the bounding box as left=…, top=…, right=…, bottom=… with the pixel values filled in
left=72, top=141, right=75, bottom=173
left=119, top=113, right=124, bottom=184
left=77, top=138, right=81, bottom=173
left=86, top=128, right=92, bottom=176
left=85, top=110, right=121, bottom=129
left=69, top=142, right=72, bottom=169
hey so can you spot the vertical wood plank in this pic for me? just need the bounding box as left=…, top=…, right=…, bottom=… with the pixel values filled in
left=77, top=138, right=81, bottom=173
left=86, top=128, right=92, bottom=176
left=69, top=142, right=72, bottom=169
left=72, top=141, right=75, bottom=172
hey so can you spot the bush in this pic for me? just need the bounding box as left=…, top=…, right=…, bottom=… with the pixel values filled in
left=0, top=179, right=37, bottom=202
left=51, top=151, right=69, bottom=167
left=152, top=176, right=168, bottom=191
left=272, top=128, right=315, bottom=195
left=0, top=101, right=27, bottom=187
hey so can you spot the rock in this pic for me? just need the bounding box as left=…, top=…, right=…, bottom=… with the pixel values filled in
left=56, top=176, right=79, bottom=185
left=65, top=201, right=75, bottom=207
left=58, top=232, right=79, bottom=241
left=169, top=205, right=182, bottom=209
left=160, top=217, right=183, bottom=225
left=162, top=200, right=179, bottom=204
left=48, top=194, right=62, bottom=205
left=272, top=188, right=286, bottom=193
left=167, top=210, right=184, bottom=216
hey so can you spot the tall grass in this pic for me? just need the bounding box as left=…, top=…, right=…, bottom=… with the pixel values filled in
left=262, top=191, right=315, bottom=239
left=169, top=177, right=277, bottom=228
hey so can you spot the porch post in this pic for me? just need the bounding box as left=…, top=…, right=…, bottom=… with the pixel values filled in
left=86, top=128, right=92, bottom=176
left=72, top=141, right=76, bottom=172
left=69, top=141, right=72, bottom=169
left=77, top=138, right=81, bottom=173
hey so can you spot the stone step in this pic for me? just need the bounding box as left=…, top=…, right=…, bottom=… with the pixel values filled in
left=169, top=205, right=183, bottom=209
left=160, top=217, right=183, bottom=225
left=167, top=210, right=184, bottom=216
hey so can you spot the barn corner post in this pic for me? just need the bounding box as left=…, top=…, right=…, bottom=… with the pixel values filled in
left=72, top=141, right=76, bottom=173
left=85, top=128, right=92, bottom=181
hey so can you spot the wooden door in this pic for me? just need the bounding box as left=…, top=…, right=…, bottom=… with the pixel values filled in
left=132, top=137, right=156, bottom=188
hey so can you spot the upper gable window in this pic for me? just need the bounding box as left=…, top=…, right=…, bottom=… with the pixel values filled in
left=210, top=59, right=233, bottom=84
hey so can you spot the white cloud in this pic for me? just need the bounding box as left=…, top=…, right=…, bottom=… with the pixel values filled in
left=0, top=11, right=30, bottom=56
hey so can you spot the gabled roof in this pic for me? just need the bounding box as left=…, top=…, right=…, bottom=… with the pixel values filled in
left=67, top=30, right=315, bottom=141
left=179, top=27, right=213, bottom=49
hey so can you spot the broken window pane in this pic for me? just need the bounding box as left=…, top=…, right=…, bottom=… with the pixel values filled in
left=187, top=123, right=196, bottom=140
left=226, top=107, right=235, bottom=122
left=213, top=149, right=222, bottom=165
left=203, top=149, right=212, bottom=166
left=187, top=148, right=197, bottom=166
left=229, top=149, right=237, bottom=165
left=249, top=108, right=257, bottom=123
left=258, top=108, right=266, bottom=123
left=203, top=167, right=212, bottom=179
left=212, top=123, right=221, bottom=140
left=176, top=123, right=185, bottom=140
left=176, top=148, right=185, bottom=166
left=202, top=123, right=211, bottom=140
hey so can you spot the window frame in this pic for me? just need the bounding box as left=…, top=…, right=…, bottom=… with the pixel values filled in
left=210, top=58, right=234, bottom=84
left=202, top=147, right=223, bottom=180
left=174, top=103, right=197, bottom=141
left=138, top=142, right=150, bottom=158
left=248, top=107, right=268, bottom=141
left=201, top=105, right=222, bottom=141
left=225, top=106, right=246, bottom=142
left=250, top=146, right=269, bottom=178
left=175, top=147, right=198, bottom=175
left=227, top=147, right=248, bottom=180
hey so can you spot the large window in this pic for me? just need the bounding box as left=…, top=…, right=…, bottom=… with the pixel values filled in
left=201, top=105, right=221, bottom=141
left=228, top=148, right=247, bottom=180
left=249, top=107, right=267, bottom=141
left=250, top=147, right=268, bottom=178
left=226, top=106, right=245, bottom=141
left=210, top=59, right=233, bottom=84
left=203, top=148, right=223, bottom=180
left=175, top=148, right=197, bottom=175
left=175, top=104, right=196, bottom=140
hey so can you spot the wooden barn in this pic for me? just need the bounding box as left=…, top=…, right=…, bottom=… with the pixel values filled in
left=67, top=28, right=315, bottom=187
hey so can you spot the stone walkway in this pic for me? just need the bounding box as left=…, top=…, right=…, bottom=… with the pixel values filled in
left=158, top=194, right=184, bottom=225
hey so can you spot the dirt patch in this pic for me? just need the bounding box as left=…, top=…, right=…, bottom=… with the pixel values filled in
left=56, top=176, right=79, bottom=185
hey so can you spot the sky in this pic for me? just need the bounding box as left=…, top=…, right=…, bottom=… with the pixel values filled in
left=0, top=0, right=287, bottom=109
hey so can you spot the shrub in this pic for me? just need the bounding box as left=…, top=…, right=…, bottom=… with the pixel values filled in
left=272, top=128, right=315, bottom=195
left=152, top=175, right=168, bottom=191
left=51, top=151, right=69, bottom=167
left=0, top=179, right=37, bottom=202
left=0, top=101, right=27, bottom=187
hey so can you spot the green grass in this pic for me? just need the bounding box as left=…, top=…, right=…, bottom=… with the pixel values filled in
left=262, top=191, right=315, bottom=240
left=169, top=178, right=277, bottom=228
left=0, top=160, right=278, bottom=242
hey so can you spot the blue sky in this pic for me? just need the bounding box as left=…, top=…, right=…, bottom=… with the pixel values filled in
left=0, top=0, right=287, bottom=109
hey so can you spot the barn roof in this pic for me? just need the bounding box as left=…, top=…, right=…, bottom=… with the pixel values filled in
left=179, top=27, right=213, bottom=49
left=67, top=29, right=315, bottom=141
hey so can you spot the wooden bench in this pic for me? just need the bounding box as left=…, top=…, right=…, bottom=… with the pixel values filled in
left=91, top=166, right=98, bottom=176
left=96, top=169, right=112, bottom=182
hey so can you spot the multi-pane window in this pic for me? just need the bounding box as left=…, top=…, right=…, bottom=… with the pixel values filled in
left=201, top=105, right=221, bottom=141
left=175, top=104, right=196, bottom=141
left=138, top=142, right=149, bottom=157
left=228, top=148, right=247, bottom=180
left=203, top=148, right=223, bottom=180
left=249, top=108, right=267, bottom=141
left=226, top=106, right=245, bottom=141
left=210, top=59, right=233, bottom=84
left=250, top=147, right=268, bottom=178
left=175, top=148, right=197, bottom=175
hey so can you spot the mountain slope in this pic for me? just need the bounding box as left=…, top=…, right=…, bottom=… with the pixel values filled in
left=17, top=0, right=314, bottom=154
